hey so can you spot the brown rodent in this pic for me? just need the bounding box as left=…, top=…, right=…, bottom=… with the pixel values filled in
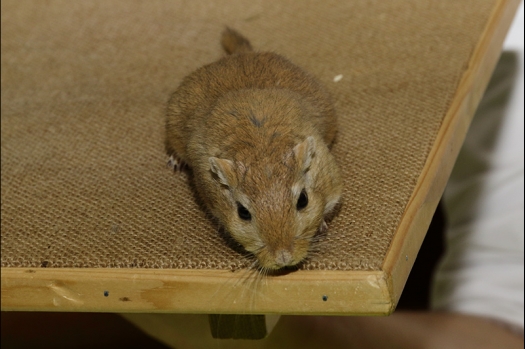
left=165, top=28, right=342, bottom=270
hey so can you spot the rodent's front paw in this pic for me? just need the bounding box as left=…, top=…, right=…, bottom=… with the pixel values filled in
left=166, top=155, right=186, bottom=172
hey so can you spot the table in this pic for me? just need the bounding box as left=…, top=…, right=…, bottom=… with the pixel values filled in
left=1, top=0, right=520, bottom=339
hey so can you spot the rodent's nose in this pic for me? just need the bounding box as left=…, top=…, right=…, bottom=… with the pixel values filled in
left=275, top=249, right=293, bottom=267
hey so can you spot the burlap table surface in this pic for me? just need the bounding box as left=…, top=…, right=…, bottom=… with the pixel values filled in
left=1, top=0, right=496, bottom=270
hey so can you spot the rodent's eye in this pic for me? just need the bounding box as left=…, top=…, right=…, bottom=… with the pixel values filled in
left=237, top=202, right=252, bottom=221
left=296, top=189, right=308, bottom=210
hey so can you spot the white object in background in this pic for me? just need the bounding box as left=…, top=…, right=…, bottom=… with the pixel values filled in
left=432, top=3, right=524, bottom=335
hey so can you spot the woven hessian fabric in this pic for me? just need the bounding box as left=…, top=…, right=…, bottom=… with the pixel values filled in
left=1, top=0, right=496, bottom=270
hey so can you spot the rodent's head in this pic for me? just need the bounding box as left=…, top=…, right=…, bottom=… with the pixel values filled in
left=209, top=136, right=342, bottom=270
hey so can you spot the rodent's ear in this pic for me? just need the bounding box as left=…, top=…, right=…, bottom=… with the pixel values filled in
left=209, top=157, right=237, bottom=187
left=293, top=136, right=315, bottom=172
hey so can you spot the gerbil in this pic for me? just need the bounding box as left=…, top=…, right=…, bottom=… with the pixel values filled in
left=165, top=28, right=342, bottom=270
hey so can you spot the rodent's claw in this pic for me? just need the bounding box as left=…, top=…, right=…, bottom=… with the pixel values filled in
left=166, top=155, right=177, bottom=170
left=319, top=220, right=328, bottom=233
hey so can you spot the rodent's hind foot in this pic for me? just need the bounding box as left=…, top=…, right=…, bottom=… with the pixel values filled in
left=166, top=155, right=187, bottom=172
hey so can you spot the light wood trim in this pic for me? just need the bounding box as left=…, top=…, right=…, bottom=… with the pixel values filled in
left=1, top=268, right=392, bottom=315
left=382, top=0, right=522, bottom=305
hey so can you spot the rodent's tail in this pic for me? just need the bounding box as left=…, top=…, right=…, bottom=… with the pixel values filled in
left=221, top=27, right=253, bottom=55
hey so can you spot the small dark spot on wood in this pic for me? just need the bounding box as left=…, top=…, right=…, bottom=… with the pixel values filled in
left=41, top=261, right=49, bottom=268
left=47, top=245, right=51, bottom=249
left=322, top=295, right=328, bottom=301
left=119, top=297, right=131, bottom=302
left=25, top=269, right=36, bottom=273
left=104, top=291, right=109, bottom=297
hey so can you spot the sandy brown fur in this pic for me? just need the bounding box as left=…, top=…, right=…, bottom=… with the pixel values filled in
left=165, top=28, right=342, bottom=270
